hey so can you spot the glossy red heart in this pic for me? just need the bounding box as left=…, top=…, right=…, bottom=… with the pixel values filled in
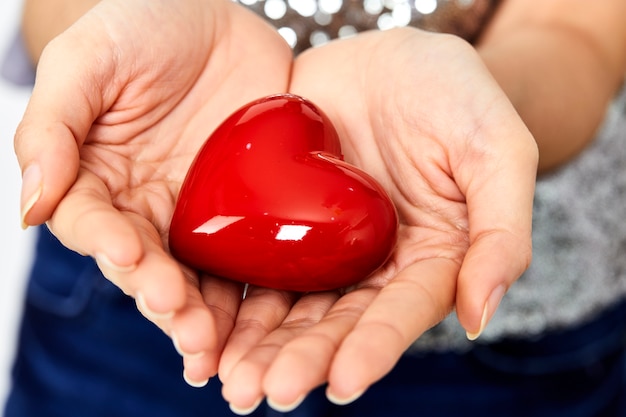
left=168, top=94, right=398, bottom=292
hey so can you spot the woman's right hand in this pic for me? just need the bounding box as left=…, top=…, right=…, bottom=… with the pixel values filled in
left=14, top=0, right=293, bottom=385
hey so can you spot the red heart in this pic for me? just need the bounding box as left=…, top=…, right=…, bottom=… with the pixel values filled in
left=168, top=94, right=398, bottom=292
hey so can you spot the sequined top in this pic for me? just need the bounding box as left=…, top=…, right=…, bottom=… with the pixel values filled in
left=235, top=0, right=496, bottom=54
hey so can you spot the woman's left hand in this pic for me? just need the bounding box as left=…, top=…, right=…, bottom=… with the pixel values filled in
left=218, top=28, right=538, bottom=413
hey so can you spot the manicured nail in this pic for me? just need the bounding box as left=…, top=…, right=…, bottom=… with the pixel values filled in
left=183, top=369, right=209, bottom=388
left=466, top=284, right=506, bottom=341
left=229, top=398, right=263, bottom=416
left=20, top=164, right=43, bottom=229
left=171, top=332, right=185, bottom=356
left=136, top=291, right=174, bottom=321
left=326, top=388, right=365, bottom=406
left=267, top=394, right=306, bottom=413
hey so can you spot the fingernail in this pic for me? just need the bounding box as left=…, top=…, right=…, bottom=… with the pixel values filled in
left=136, top=291, right=175, bottom=321
left=326, top=388, right=365, bottom=406
left=267, top=394, right=306, bottom=413
left=183, top=369, right=209, bottom=388
left=466, top=284, right=506, bottom=341
left=94, top=252, right=137, bottom=273
left=20, top=164, right=43, bottom=229
left=229, top=398, right=263, bottom=416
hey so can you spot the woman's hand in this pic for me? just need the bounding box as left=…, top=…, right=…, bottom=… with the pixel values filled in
left=219, top=28, right=538, bottom=413
left=15, top=0, right=293, bottom=384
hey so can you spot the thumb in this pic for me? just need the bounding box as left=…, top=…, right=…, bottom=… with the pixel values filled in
left=456, top=231, right=532, bottom=340
left=14, top=29, right=115, bottom=227
left=453, top=109, right=537, bottom=339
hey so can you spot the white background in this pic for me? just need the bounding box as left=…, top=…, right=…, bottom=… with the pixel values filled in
left=0, top=0, right=36, bottom=407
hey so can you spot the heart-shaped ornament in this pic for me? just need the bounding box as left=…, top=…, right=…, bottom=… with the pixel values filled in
left=169, top=94, right=398, bottom=292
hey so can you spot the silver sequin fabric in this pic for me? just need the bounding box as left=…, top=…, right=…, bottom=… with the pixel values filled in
left=234, top=0, right=495, bottom=54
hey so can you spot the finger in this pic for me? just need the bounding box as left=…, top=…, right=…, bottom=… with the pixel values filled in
left=139, top=271, right=247, bottom=388
left=221, top=291, right=338, bottom=415
left=176, top=276, right=247, bottom=386
left=325, top=258, right=458, bottom=405
left=199, top=276, right=247, bottom=355
left=172, top=287, right=221, bottom=387
left=15, top=122, right=81, bottom=228
left=219, top=287, right=304, bottom=413
left=135, top=270, right=215, bottom=386
left=452, top=100, right=538, bottom=338
left=14, top=31, right=114, bottom=227
left=218, top=286, right=298, bottom=381
left=456, top=226, right=531, bottom=340
left=261, top=289, right=373, bottom=411
left=48, top=169, right=186, bottom=316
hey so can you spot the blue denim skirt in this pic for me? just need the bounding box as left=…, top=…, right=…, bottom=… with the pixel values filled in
left=4, top=226, right=626, bottom=417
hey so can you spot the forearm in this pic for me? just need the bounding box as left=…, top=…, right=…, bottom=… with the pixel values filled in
left=476, top=0, right=626, bottom=173
left=21, top=0, right=100, bottom=63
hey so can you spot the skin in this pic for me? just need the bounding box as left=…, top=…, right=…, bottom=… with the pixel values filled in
left=14, top=0, right=625, bottom=413
left=476, top=0, right=626, bottom=172
left=20, top=0, right=101, bottom=61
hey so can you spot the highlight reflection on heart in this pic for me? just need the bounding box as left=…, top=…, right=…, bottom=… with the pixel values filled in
left=169, top=94, right=398, bottom=292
